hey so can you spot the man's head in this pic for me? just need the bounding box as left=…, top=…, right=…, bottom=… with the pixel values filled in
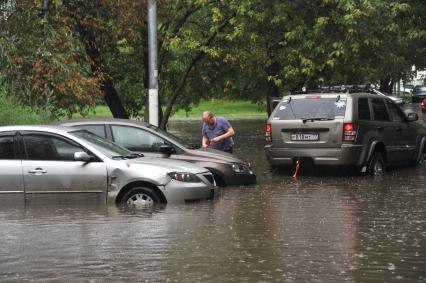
left=202, top=111, right=216, bottom=126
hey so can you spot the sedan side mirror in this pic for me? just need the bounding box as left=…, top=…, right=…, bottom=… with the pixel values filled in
left=159, top=145, right=176, bottom=156
left=406, top=112, right=419, bottom=122
left=74, top=151, right=92, bottom=162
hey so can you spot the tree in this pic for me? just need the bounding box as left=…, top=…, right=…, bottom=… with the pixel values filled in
left=0, top=0, right=103, bottom=118
left=211, top=0, right=426, bottom=100
left=156, top=1, right=238, bottom=128
left=0, top=0, right=150, bottom=118
left=2, top=0, right=426, bottom=125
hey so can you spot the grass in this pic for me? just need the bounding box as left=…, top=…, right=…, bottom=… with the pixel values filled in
left=171, top=99, right=266, bottom=119
left=74, top=105, right=113, bottom=118
left=0, top=93, right=51, bottom=126
left=0, top=96, right=266, bottom=125
left=73, top=99, right=268, bottom=120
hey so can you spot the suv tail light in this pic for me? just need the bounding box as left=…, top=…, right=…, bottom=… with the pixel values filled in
left=343, top=123, right=358, bottom=142
left=265, top=123, right=272, bottom=142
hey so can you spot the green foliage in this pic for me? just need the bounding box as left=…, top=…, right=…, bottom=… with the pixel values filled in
left=0, top=0, right=103, bottom=118
left=399, top=92, right=412, bottom=102
left=72, top=105, right=112, bottom=119
left=0, top=90, right=51, bottom=125
left=213, top=0, right=426, bottom=94
left=1, top=0, right=426, bottom=126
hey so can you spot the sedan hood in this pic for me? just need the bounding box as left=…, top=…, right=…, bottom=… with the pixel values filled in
left=187, top=148, right=247, bottom=164
left=127, top=157, right=209, bottom=174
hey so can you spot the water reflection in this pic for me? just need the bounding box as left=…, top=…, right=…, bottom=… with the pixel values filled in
left=1, top=113, right=426, bottom=281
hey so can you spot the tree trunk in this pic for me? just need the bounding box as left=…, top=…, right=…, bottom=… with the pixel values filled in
left=379, top=77, right=394, bottom=94
left=75, top=22, right=129, bottom=119
left=102, top=77, right=129, bottom=118
left=160, top=52, right=202, bottom=129
left=42, top=0, right=50, bottom=35
left=265, top=61, right=281, bottom=117
left=266, top=86, right=280, bottom=117
left=159, top=14, right=235, bottom=129
left=42, top=0, right=50, bottom=111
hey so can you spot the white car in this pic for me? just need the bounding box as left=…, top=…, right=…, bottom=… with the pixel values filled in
left=0, top=125, right=216, bottom=207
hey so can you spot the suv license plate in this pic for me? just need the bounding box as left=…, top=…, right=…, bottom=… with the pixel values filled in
left=291, top=133, right=319, bottom=141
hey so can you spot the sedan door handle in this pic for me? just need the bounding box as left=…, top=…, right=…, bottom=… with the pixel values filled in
left=396, top=128, right=402, bottom=132
left=28, top=168, right=47, bottom=174
left=377, top=126, right=384, bottom=131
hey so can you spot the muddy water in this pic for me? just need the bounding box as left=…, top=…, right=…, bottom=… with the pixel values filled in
left=1, top=111, right=426, bottom=282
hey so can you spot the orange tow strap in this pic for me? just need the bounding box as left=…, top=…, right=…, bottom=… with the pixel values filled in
left=292, top=159, right=301, bottom=178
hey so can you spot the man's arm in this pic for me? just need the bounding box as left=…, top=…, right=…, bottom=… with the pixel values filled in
left=210, top=127, right=235, bottom=144
left=202, top=135, right=210, bottom=148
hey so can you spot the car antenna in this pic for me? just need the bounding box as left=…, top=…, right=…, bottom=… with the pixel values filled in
left=336, top=95, right=340, bottom=102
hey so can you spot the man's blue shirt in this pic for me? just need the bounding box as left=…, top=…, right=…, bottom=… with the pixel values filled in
left=202, top=116, right=234, bottom=150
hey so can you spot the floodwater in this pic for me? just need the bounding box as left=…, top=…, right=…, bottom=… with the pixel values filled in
left=1, top=107, right=426, bottom=282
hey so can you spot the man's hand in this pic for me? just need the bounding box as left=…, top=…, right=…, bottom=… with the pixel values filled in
left=202, top=135, right=210, bottom=148
left=210, top=136, right=221, bottom=144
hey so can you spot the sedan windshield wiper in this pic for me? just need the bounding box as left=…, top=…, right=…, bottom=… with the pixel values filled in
left=125, top=153, right=144, bottom=159
left=112, top=153, right=144, bottom=160
left=302, top=117, right=334, bottom=123
left=112, top=155, right=126, bottom=160
left=188, top=144, right=199, bottom=150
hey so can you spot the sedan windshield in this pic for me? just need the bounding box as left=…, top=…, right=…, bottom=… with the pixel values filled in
left=147, top=124, right=195, bottom=149
left=70, top=130, right=132, bottom=159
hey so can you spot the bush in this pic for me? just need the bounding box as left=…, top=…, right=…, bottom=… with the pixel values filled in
left=400, top=92, right=412, bottom=103
left=0, top=92, right=51, bottom=126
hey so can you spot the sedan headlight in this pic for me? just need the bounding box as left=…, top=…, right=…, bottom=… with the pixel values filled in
left=168, top=172, right=202, bottom=183
left=231, top=163, right=251, bottom=173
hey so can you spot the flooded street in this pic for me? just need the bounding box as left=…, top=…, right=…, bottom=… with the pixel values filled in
left=1, top=109, right=426, bottom=282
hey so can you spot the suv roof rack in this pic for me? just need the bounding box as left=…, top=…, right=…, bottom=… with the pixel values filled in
left=292, top=84, right=376, bottom=95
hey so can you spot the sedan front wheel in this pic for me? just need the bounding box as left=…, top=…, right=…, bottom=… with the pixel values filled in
left=121, top=187, right=160, bottom=207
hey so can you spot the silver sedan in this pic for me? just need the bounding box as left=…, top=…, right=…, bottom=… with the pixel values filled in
left=0, top=125, right=216, bottom=207
left=58, top=118, right=256, bottom=186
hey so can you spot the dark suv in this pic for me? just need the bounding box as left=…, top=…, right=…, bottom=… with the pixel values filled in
left=265, top=92, right=426, bottom=174
left=412, top=85, right=426, bottom=103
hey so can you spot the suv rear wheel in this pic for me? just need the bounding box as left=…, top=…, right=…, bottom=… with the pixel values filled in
left=367, top=152, right=385, bottom=176
left=415, top=140, right=426, bottom=165
left=418, top=152, right=425, bottom=166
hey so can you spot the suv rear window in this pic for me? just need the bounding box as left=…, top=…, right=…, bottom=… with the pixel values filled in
left=273, top=97, right=346, bottom=120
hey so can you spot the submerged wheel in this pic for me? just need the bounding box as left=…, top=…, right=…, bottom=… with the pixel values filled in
left=207, top=170, right=226, bottom=187
left=121, top=187, right=160, bottom=207
left=367, top=152, right=385, bottom=176
left=415, top=141, right=426, bottom=166
left=418, top=152, right=426, bottom=166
